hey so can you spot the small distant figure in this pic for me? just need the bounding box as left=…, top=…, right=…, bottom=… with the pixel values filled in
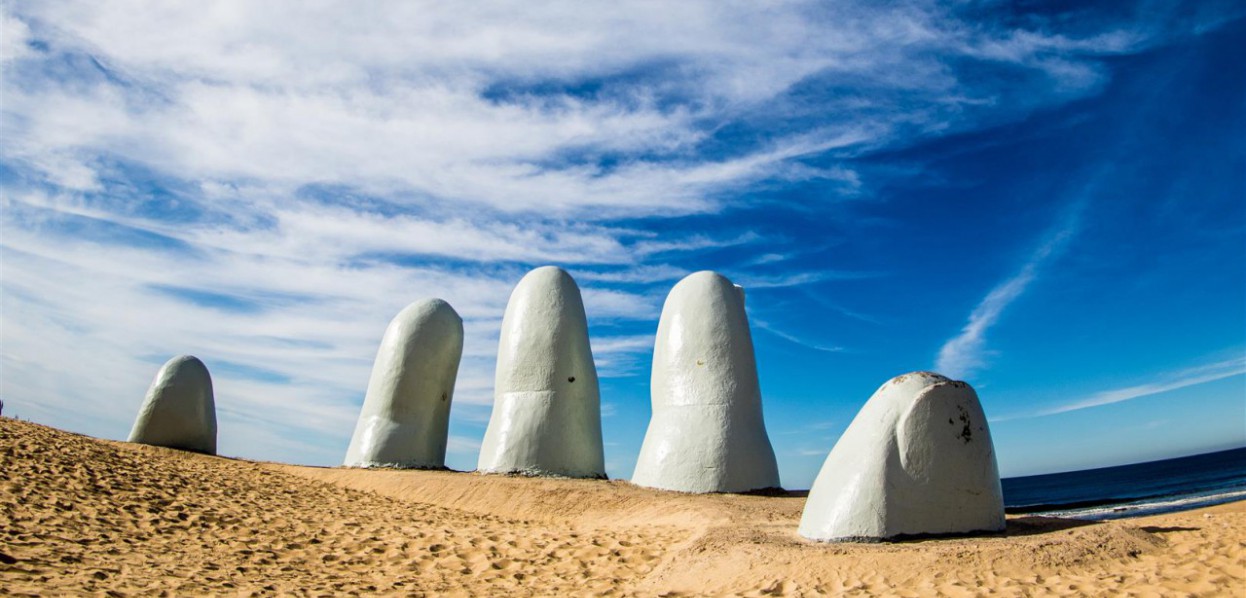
left=128, top=355, right=218, bottom=455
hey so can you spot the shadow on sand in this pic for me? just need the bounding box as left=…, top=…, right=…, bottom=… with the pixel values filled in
left=1004, top=516, right=1099, bottom=537
left=1139, top=525, right=1200, bottom=534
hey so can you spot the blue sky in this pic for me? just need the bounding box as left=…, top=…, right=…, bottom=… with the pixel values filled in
left=2, top=1, right=1242, bottom=485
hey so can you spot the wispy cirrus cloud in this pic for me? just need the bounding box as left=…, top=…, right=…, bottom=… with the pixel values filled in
left=935, top=205, right=1083, bottom=379
left=1, top=1, right=1215, bottom=472
left=994, top=353, right=1246, bottom=422
left=752, top=319, right=844, bottom=354
left=3, top=1, right=1178, bottom=216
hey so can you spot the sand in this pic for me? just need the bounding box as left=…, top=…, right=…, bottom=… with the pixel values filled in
left=2, top=418, right=1242, bottom=596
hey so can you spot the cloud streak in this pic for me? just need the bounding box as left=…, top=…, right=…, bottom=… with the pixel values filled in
left=3, top=2, right=1174, bottom=217
left=753, top=319, right=844, bottom=353
left=0, top=2, right=1212, bottom=473
left=935, top=205, right=1083, bottom=379
left=995, top=353, right=1246, bottom=422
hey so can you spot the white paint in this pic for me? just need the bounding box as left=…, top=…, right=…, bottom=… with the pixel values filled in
left=128, top=355, right=217, bottom=454
left=799, top=371, right=1005, bottom=542
left=631, top=271, right=780, bottom=493
left=477, top=266, right=605, bottom=478
left=344, top=298, right=463, bottom=469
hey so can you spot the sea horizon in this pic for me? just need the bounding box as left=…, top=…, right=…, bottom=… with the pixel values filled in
left=1001, top=446, right=1246, bottom=520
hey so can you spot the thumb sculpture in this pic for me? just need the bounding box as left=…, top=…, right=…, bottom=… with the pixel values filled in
left=477, top=266, right=606, bottom=478
left=631, top=271, right=781, bottom=493
left=128, top=355, right=217, bottom=455
left=799, top=372, right=1005, bottom=542
left=344, top=298, right=464, bottom=468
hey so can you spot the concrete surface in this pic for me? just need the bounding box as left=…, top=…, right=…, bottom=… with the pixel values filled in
left=344, top=298, right=463, bottom=468
left=798, top=371, right=1005, bottom=541
left=631, top=271, right=780, bottom=493
left=477, top=266, right=605, bottom=478
left=128, top=355, right=217, bottom=455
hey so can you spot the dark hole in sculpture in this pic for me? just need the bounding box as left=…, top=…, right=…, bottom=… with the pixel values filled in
left=956, top=406, right=973, bottom=443
left=568, top=376, right=576, bottom=383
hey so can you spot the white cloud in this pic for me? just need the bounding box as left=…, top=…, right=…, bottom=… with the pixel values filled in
left=793, top=447, right=829, bottom=457
left=0, top=9, right=32, bottom=65
left=447, top=434, right=483, bottom=456
left=3, top=2, right=1171, bottom=217
left=1, top=188, right=670, bottom=460
left=752, top=319, right=843, bottom=353
left=731, top=269, right=882, bottom=289
left=0, top=1, right=1194, bottom=467
left=935, top=206, right=1082, bottom=379
left=573, top=264, right=689, bottom=285
left=590, top=334, right=657, bottom=377
left=1035, top=356, right=1246, bottom=418
left=991, top=354, right=1246, bottom=422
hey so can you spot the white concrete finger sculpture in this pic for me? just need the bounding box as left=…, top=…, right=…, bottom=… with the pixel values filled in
left=631, top=271, right=781, bottom=493
left=344, top=299, right=464, bottom=468
left=477, top=266, right=606, bottom=478
left=799, top=372, right=1005, bottom=542
left=128, top=355, right=217, bottom=455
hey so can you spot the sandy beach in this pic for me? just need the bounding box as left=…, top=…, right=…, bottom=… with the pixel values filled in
left=2, top=417, right=1242, bottom=596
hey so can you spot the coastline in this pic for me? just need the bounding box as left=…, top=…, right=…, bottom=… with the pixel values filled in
left=1002, top=446, right=1246, bottom=520
left=1006, top=487, right=1246, bottom=520
left=3, top=417, right=1243, bottom=596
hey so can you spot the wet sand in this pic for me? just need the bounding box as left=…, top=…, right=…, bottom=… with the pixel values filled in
left=2, top=418, right=1242, bottom=596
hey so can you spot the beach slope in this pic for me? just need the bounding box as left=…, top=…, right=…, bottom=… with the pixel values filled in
left=2, top=418, right=1242, bottom=596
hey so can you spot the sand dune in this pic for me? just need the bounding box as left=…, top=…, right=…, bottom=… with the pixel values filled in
left=2, top=418, right=1242, bottom=596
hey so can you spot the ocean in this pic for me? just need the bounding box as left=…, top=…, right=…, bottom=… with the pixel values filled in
left=1001, top=446, right=1246, bottom=520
